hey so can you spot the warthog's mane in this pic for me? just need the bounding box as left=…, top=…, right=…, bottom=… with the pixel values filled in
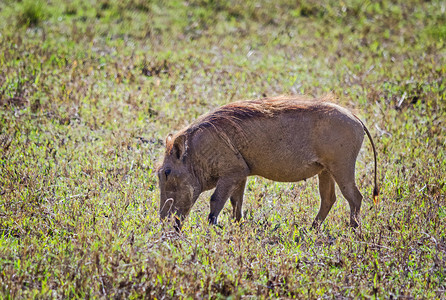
left=183, top=95, right=333, bottom=135
left=172, top=94, right=336, bottom=154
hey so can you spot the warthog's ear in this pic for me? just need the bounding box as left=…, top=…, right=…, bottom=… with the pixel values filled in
left=172, top=134, right=187, bottom=161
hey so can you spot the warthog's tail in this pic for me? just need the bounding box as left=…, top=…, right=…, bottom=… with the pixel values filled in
left=355, top=116, right=379, bottom=204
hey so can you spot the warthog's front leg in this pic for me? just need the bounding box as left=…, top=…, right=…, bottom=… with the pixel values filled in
left=230, top=178, right=247, bottom=222
left=208, top=176, right=246, bottom=225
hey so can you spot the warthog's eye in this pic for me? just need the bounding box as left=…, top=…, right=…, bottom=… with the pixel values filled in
left=164, top=168, right=171, bottom=179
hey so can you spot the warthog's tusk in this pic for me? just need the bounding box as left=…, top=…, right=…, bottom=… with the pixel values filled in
left=160, top=198, right=174, bottom=217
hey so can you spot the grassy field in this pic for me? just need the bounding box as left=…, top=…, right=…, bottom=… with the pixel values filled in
left=0, top=0, right=445, bottom=298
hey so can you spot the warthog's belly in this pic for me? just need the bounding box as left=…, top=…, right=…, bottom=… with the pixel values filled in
left=252, top=160, right=324, bottom=182
left=247, top=149, right=325, bottom=182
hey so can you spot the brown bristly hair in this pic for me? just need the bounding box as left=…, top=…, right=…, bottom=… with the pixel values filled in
left=166, top=94, right=340, bottom=157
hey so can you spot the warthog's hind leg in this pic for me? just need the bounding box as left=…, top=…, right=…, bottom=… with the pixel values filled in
left=312, top=170, right=337, bottom=228
left=340, top=182, right=363, bottom=228
left=329, top=164, right=363, bottom=228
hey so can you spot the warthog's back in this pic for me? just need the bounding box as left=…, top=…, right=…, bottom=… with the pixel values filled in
left=187, top=96, right=365, bottom=182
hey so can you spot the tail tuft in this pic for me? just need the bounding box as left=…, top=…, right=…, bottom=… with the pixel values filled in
left=373, top=187, right=379, bottom=205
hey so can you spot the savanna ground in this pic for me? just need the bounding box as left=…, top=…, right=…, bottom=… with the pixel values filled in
left=0, top=0, right=445, bottom=298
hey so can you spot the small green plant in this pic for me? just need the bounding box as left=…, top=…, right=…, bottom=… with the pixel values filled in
left=16, top=0, right=46, bottom=27
left=64, top=3, right=77, bottom=16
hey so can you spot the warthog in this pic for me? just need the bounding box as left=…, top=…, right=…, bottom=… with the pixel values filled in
left=157, top=95, right=378, bottom=229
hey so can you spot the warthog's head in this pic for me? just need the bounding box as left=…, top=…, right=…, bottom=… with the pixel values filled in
left=157, top=134, right=200, bottom=228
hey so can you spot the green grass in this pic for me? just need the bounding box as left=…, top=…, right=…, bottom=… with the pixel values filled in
left=15, top=0, right=48, bottom=27
left=0, top=0, right=445, bottom=298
